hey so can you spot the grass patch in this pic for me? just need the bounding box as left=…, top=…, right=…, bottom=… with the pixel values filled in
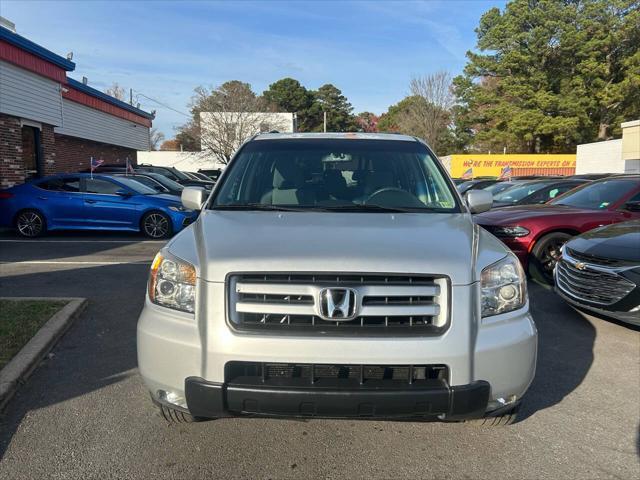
left=0, top=299, right=67, bottom=370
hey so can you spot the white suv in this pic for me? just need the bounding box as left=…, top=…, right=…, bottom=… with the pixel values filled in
left=137, top=133, right=537, bottom=425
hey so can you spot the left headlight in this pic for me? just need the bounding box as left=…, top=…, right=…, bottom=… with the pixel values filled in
left=481, top=255, right=527, bottom=317
left=168, top=205, right=187, bottom=212
left=148, top=251, right=196, bottom=313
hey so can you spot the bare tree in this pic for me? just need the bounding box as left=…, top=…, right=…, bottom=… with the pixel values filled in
left=149, top=127, right=165, bottom=151
left=397, top=71, right=455, bottom=153
left=105, top=82, right=126, bottom=101
left=178, top=81, right=287, bottom=164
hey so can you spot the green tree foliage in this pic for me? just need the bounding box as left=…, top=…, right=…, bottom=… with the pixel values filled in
left=311, top=84, right=356, bottom=132
left=454, top=0, right=640, bottom=153
left=262, top=78, right=316, bottom=131
left=355, top=112, right=379, bottom=132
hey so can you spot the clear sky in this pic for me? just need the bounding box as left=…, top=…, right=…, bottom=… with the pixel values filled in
left=2, top=0, right=505, bottom=138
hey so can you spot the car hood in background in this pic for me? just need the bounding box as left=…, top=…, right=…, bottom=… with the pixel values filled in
left=566, top=220, right=640, bottom=263
left=194, top=211, right=504, bottom=285
left=474, top=204, right=591, bottom=224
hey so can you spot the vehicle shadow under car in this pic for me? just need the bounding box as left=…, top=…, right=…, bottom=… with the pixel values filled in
left=0, top=267, right=594, bottom=459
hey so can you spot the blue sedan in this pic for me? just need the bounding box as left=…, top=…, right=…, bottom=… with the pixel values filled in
left=0, top=174, right=199, bottom=238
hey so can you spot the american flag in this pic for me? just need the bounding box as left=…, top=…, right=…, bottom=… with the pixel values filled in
left=461, top=167, right=473, bottom=180
left=499, top=165, right=513, bottom=179
left=126, top=157, right=135, bottom=174
left=90, top=157, right=104, bottom=172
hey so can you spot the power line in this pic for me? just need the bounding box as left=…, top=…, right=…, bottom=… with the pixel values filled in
left=132, top=90, right=191, bottom=118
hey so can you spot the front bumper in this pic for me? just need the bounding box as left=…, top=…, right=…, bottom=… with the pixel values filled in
left=555, top=287, right=640, bottom=326
left=184, top=376, right=490, bottom=420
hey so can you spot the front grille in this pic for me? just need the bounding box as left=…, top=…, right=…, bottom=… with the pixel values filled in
left=227, top=273, right=449, bottom=336
left=556, top=256, right=636, bottom=306
left=225, top=361, right=449, bottom=387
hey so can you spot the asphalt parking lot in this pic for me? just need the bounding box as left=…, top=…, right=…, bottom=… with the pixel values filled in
left=0, top=231, right=638, bottom=479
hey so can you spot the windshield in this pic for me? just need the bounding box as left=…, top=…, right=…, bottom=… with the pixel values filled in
left=169, top=168, right=191, bottom=181
left=212, top=139, right=458, bottom=212
left=550, top=178, right=639, bottom=209
left=147, top=173, right=184, bottom=191
left=113, top=177, right=158, bottom=194
left=493, top=181, right=552, bottom=204
left=483, top=181, right=525, bottom=195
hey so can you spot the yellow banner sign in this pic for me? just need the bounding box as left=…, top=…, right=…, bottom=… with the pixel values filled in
left=449, top=154, right=576, bottom=178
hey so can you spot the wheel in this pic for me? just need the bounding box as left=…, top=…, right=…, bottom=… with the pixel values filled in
left=528, top=232, right=573, bottom=284
left=157, top=403, right=196, bottom=423
left=141, top=211, right=172, bottom=239
left=15, top=209, right=46, bottom=237
left=466, top=404, right=520, bottom=427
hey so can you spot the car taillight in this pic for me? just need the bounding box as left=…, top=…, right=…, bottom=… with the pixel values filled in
left=0, top=192, right=14, bottom=199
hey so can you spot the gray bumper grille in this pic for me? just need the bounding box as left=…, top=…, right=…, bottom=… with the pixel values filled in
left=227, top=273, right=449, bottom=336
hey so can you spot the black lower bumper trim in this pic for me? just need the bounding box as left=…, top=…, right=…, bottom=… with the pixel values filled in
left=185, top=376, right=490, bottom=420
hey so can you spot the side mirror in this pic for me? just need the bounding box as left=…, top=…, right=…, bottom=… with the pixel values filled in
left=465, top=190, right=493, bottom=214
left=181, top=187, right=206, bottom=211
left=624, top=201, right=640, bottom=212
left=115, top=189, right=132, bottom=197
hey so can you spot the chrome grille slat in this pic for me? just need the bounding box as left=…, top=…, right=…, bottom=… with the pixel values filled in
left=556, top=258, right=635, bottom=306
left=228, top=273, right=449, bottom=336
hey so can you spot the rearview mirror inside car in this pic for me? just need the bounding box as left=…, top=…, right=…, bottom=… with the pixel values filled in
left=465, top=190, right=493, bottom=214
left=182, top=187, right=206, bottom=211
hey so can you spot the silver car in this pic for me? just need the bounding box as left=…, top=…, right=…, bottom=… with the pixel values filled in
left=137, top=133, right=537, bottom=425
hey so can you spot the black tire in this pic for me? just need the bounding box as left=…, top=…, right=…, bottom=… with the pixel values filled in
left=528, top=232, right=573, bottom=284
left=466, top=404, right=520, bottom=427
left=15, top=209, right=46, bottom=238
left=141, top=211, right=172, bottom=239
left=158, top=403, right=196, bottom=423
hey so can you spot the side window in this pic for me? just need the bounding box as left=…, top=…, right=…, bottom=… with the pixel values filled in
left=37, top=179, right=64, bottom=191
left=61, top=177, right=81, bottom=192
left=85, top=178, right=121, bottom=195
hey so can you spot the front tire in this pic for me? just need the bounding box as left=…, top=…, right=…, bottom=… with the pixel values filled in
left=158, top=403, right=196, bottom=423
left=466, top=404, right=520, bottom=427
left=15, top=209, right=46, bottom=238
left=528, top=232, right=572, bottom=284
left=141, top=211, right=172, bottom=239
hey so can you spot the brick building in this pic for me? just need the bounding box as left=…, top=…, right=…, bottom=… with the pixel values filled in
left=0, top=19, right=154, bottom=188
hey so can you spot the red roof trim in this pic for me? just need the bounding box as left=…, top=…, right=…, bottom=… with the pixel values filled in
left=0, top=40, right=67, bottom=83
left=63, top=87, right=152, bottom=127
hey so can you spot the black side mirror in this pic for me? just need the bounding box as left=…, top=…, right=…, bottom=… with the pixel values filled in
left=624, top=201, right=640, bottom=212
left=115, top=189, right=132, bottom=197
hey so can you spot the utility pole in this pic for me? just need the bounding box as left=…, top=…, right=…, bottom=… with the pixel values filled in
left=130, top=88, right=133, bottom=106
left=323, top=111, right=327, bottom=133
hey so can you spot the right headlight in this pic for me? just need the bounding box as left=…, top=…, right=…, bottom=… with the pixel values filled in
left=490, top=226, right=530, bottom=237
left=481, top=255, right=527, bottom=317
left=148, top=251, right=196, bottom=313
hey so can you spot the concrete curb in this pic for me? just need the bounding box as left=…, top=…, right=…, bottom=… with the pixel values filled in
left=0, top=297, right=88, bottom=411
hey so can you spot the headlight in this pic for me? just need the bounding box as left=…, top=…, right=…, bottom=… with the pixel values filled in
left=491, top=226, right=530, bottom=237
left=481, top=256, right=527, bottom=317
left=168, top=205, right=187, bottom=212
left=148, top=251, right=196, bottom=313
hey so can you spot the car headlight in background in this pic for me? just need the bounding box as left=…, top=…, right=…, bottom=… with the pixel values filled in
left=148, top=251, right=196, bottom=313
left=481, top=256, right=527, bottom=317
left=168, top=205, right=188, bottom=212
left=490, top=226, right=530, bottom=237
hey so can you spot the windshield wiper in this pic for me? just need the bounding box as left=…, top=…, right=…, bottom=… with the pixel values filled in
left=318, top=204, right=417, bottom=213
left=212, top=203, right=305, bottom=212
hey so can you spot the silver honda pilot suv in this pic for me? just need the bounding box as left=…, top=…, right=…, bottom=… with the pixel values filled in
left=137, top=133, right=537, bottom=425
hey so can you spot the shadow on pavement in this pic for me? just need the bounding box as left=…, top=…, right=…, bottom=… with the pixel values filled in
left=517, top=282, right=596, bottom=422
left=0, top=262, right=148, bottom=459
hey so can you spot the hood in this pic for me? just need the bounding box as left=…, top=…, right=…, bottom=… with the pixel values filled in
left=192, top=211, right=506, bottom=285
left=475, top=204, right=588, bottom=224
left=566, top=221, right=640, bottom=263
left=145, top=193, right=181, bottom=205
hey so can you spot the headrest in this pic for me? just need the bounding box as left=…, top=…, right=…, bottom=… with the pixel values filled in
left=273, top=159, right=304, bottom=189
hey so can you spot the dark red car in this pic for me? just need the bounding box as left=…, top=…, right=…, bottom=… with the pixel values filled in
left=475, top=175, right=640, bottom=283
